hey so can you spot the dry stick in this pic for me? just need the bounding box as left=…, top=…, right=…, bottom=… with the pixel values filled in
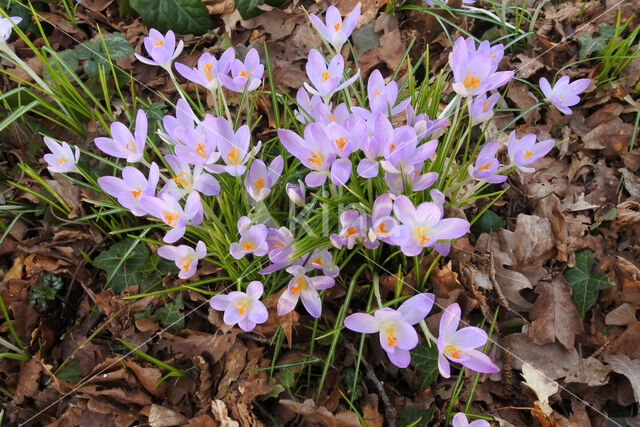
left=344, top=341, right=396, bottom=427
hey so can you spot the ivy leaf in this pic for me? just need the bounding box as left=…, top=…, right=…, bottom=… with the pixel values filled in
left=56, top=359, right=84, bottom=384
left=29, top=272, right=64, bottom=310
left=471, top=209, right=506, bottom=235
left=398, top=407, right=435, bottom=427
left=235, top=0, right=264, bottom=20
left=563, top=250, right=613, bottom=318
left=129, top=0, right=213, bottom=35
left=351, top=21, right=380, bottom=57
left=410, top=343, right=440, bottom=392
left=576, top=24, right=615, bottom=58
left=342, top=368, right=362, bottom=402
left=153, top=295, right=185, bottom=331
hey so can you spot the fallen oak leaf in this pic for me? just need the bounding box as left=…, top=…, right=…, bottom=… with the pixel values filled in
left=604, top=354, right=640, bottom=403
left=279, top=399, right=360, bottom=427
left=522, top=362, right=558, bottom=417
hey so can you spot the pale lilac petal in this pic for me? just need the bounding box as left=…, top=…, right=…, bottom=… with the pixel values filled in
left=395, top=322, right=419, bottom=350
left=438, top=353, right=451, bottom=378
left=344, top=313, right=379, bottom=333
left=398, top=293, right=435, bottom=324
left=439, top=303, right=461, bottom=338
left=330, top=158, right=351, bottom=186
left=277, top=290, right=299, bottom=316
left=449, top=327, right=488, bottom=350
left=210, top=294, right=229, bottom=310
left=461, top=349, right=499, bottom=373
left=246, top=281, right=263, bottom=299
left=300, top=286, right=322, bottom=318
left=248, top=301, right=268, bottom=324
left=387, top=348, right=411, bottom=368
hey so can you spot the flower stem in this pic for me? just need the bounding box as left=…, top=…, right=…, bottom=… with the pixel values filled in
left=419, top=319, right=437, bottom=348
left=372, top=272, right=383, bottom=309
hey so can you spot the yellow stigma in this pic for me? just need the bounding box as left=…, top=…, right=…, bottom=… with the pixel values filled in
left=162, top=211, right=179, bottom=227
left=239, top=69, right=248, bottom=78
left=334, top=22, right=341, bottom=31
left=386, top=327, right=398, bottom=347
left=203, top=62, right=214, bottom=81
left=482, top=101, right=489, bottom=112
left=235, top=299, right=248, bottom=315
left=345, top=226, right=357, bottom=237
left=444, top=344, right=464, bottom=360
left=463, top=68, right=481, bottom=90
left=415, top=226, right=431, bottom=246
left=374, top=89, right=381, bottom=97
left=335, top=137, right=347, bottom=153
left=523, top=149, right=533, bottom=159
left=254, top=176, right=265, bottom=191
left=478, top=161, right=492, bottom=171
left=153, top=40, right=164, bottom=47
left=307, top=150, right=324, bottom=169
left=131, top=188, right=142, bottom=198
left=322, top=71, right=330, bottom=82
left=56, top=156, right=68, bottom=164
left=181, top=257, right=192, bottom=272
left=172, top=171, right=191, bottom=187
left=376, top=222, right=389, bottom=233
left=125, top=139, right=137, bottom=153
left=291, top=277, right=305, bottom=295
left=313, top=257, right=324, bottom=266
left=195, top=142, right=207, bottom=158
left=240, top=241, right=255, bottom=251
left=227, top=146, right=240, bottom=165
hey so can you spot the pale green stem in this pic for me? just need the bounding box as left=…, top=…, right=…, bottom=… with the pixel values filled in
left=463, top=5, right=525, bottom=33
left=419, top=320, right=437, bottom=348
left=372, top=272, right=383, bottom=309
left=438, top=94, right=461, bottom=120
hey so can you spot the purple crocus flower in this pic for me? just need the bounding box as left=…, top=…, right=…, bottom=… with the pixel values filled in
left=368, top=193, right=397, bottom=245
left=157, top=240, right=206, bottom=279
left=506, top=131, right=554, bottom=173
left=539, top=76, right=591, bottom=115
left=391, top=196, right=470, bottom=256
left=468, top=140, right=507, bottom=184
left=159, top=99, right=197, bottom=146
left=141, top=191, right=203, bottom=243
left=286, top=180, right=306, bottom=207
left=244, top=156, right=283, bottom=202
left=98, top=162, right=159, bottom=216
left=308, top=248, right=339, bottom=277
left=94, top=109, right=147, bottom=163
left=205, top=117, right=259, bottom=177
left=0, top=16, right=22, bottom=43
left=309, top=4, right=360, bottom=52
left=437, top=303, right=499, bottom=378
left=163, top=155, right=221, bottom=199
left=378, top=116, right=438, bottom=177
left=304, top=50, right=360, bottom=101
left=43, top=137, right=80, bottom=174
left=175, top=49, right=235, bottom=91
left=468, top=92, right=500, bottom=125
left=344, top=293, right=435, bottom=368
left=278, top=124, right=337, bottom=187
left=326, top=116, right=367, bottom=186
left=210, top=281, right=269, bottom=331
left=220, top=48, right=264, bottom=93
left=277, top=265, right=334, bottom=318
left=450, top=37, right=513, bottom=97
left=385, top=169, right=438, bottom=195
left=406, top=104, right=449, bottom=141
left=172, top=125, right=220, bottom=166
left=259, top=226, right=297, bottom=274
left=330, top=210, right=377, bottom=250
left=135, top=29, right=183, bottom=70
left=367, top=69, right=410, bottom=116
left=294, top=87, right=324, bottom=124
left=229, top=216, right=269, bottom=259
left=452, top=413, right=490, bottom=427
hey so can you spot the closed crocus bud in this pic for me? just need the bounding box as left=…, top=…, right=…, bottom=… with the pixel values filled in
left=0, top=16, right=22, bottom=44
left=286, top=180, right=306, bottom=207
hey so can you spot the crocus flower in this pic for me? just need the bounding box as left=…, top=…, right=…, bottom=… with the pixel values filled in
left=437, top=303, right=499, bottom=378
left=278, top=124, right=337, bottom=187
left=307, top=248, right=339, bottom=277
left=98, top=162, right=159, bottom=216
left=506, top=131, right=554, bottom=173
left=163, top=155, right=220, bottom=199
left=229, top=216, right=269, bottom=259
left=244, top=156, right=283, bottom=202
left=368, top=193, right=397, bottom=245
left=210, top=281, right=268, bottom=331
left=468, top=139, right=507, bottom=184
left=286, top=180, right=306, bottom=207
left=206, top=117, right=259, bottom=177
left=157, top=240, right=206, bottom=279
left=429, top=189, right=452, bottom=257
left=141, top=191, right=203, bottom=243
left=172, top=125, right=219, bottom=166
left=309, top=4, right=360, bottom=52
left=277, top=265, right=334, bottom=318
left=135, top=29, right=184, bottom=69
left=452, top=413, right=490, bottom=427
left=220, top=48, right=264, bottom=92
left=385, top=169, right=438, bottom=195
left=0, top=16, right=21, bottom=43
left=94, top=109, right=147, bottom=163
left=175, top=49, right=234, bottom=91
left=344, top=293, right=435, bottom=368
left=450, top=37, right=513, bottom=97
left=260, top=226, right=297, bottom=274
left=326, top=117, right=367, bottom=186
left=379, top=121, right=438, bottom=177
left=392, top=196, right=470, bottom=256
left=159, top=99, right=197, bottom=146
left=304, top=50, right=360, bottom=101
left=294, top=87, right=325, bottom=124
left=43, top=137, right=80, bottom=174
left=330, top=210, right=377, bottom=250
left=539, top=76, right=591, bottom=115
left=406, top=104, right=449, bottom=141
left=367, top=69, right=410, bottom=116
left=468, top=92, right=500, bottom=125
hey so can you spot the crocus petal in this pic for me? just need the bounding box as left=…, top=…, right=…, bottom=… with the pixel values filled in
left=300, top=286, right=322, bottom=318
left=439, top=303, right=461, bottom=338
left=248, top=301, right=268, bottom=324
left=210, top=294, right=229, bottom=310
left=246, top=281, right=264, bottom=299
left=449, top=327, right=488, bottom=350
left=398, top=293, right=435, bottom=324
left=461, top=349, right=500, bottom=373
left=277, top=290, right=299, bottom=316
left=344, top=313, right=379, bottom=333
left=438, top=353, right=451, bottom=378
left=386, top=348, right=411, bottom=368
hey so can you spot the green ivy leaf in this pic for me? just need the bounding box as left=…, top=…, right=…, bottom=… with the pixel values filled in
left=577, top=24, right=615, bottom=58
left=410, top=343, right=440, bottom=392
left=563, top=250, right=613, bottom=318
left=398, top=407, right=435, bottom=427
left=93, top=237, right=177, bottom=293
left=235, top=0, right=264, bottom=20
left=471, top=209, right=506, bottom=235
left=56, top=359, right=84, bottom=384
left=153, top=295, right=185, bottom=330
left=280, top=368, right=295, bottom=388
left=129, top=0, right=213, bottom=35
left=351, top=21, right=380, bottom=57
left=342, top=368, right=362, bottom=402
left=29, top=272, right=64, bottom=310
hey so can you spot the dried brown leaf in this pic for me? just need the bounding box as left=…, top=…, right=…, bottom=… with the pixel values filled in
left=279, top=399, right=360, bottom=427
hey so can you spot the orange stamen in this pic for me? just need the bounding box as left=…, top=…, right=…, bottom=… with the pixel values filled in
left=307, top=150, right=324, bottom=169
left=386, top=327, right=398, bottom=347
left=376, top=222, right=389, bottom=233
left=239, top=69, right=248, bottom=78
left=322, top=71, right=330, bottom=82
left=203, top=62, right=214, bottom=81
left=444, top=344, right=464, bottom=359
left=524, top=149, right=533, bottom=159
left=56, top=156, right=67, bottom=164
left=313, top=257, right=324, bottom=265
left=131, top=188, right=142, bottom=198
left=345, top=226, right=357, bottom=237
left=195, top=142, right=207, bottom=159
left=235, top=299, right=248, bottom=315
left=227, top=146, right=240, bottom=165
left=335, top=137, right=347, bottom=153
left=162, top=211, right=179, bottom=227
left=254, top=177, right=265, bottom=191
left=478, top=161, right=492, bottom=171
left=172, top=171, right=191, bottom=187
left=463, top=68, right=481, bottom=90
left=181, top=257, right=192, bottom=272
left=291, top=277, right=305, bottom=295
left=334, top=22, right=341, bottom=31
left=240, top=241, right=255, bottom=251
left=125, top=139, right=137, bottom=153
